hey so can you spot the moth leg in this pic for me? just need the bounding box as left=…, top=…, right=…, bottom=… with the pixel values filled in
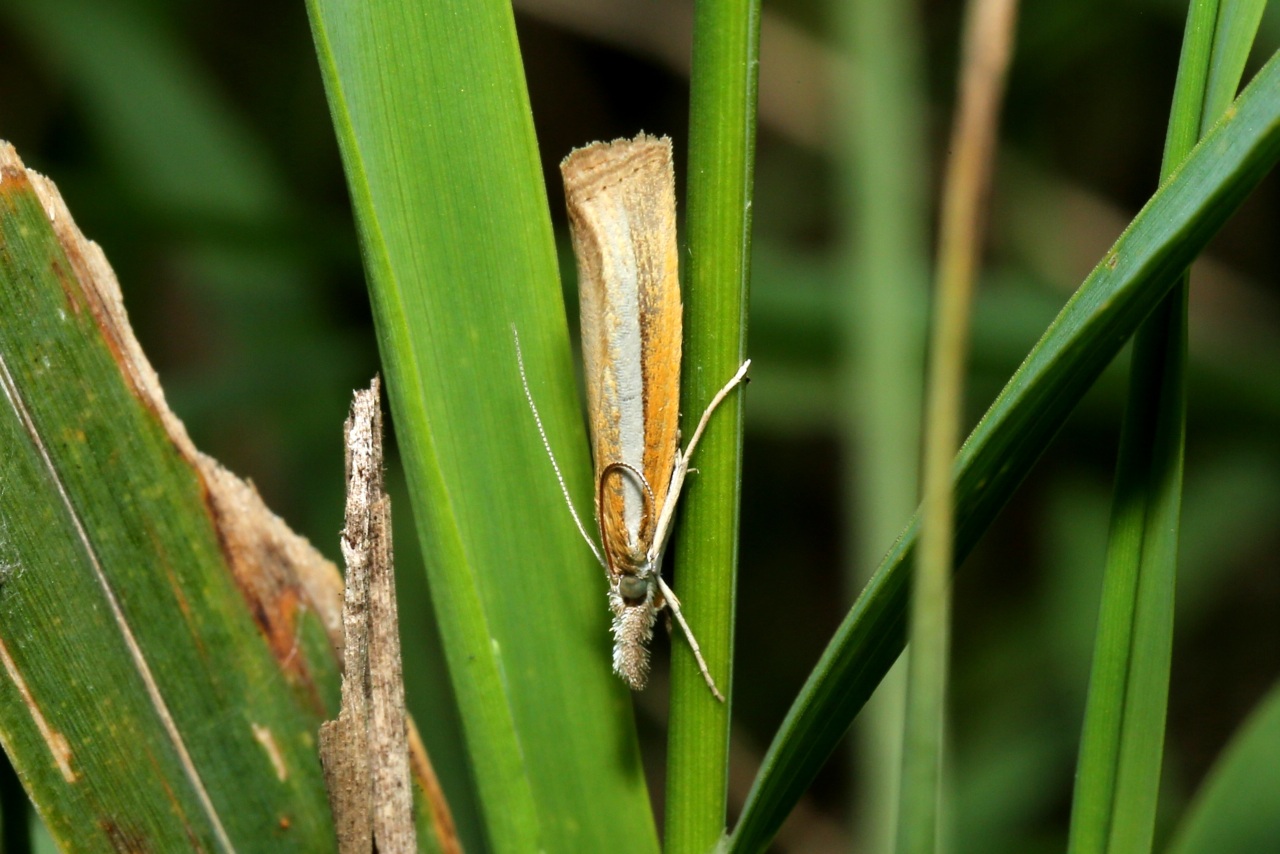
left=656, top=575, right=725, bottom=702
left=650, top=359, right=751, bottom=556
left=681, top=359, right=751, bottom=467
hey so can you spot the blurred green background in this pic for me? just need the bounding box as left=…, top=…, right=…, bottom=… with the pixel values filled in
left=2, top=0, right=1278, bottom=850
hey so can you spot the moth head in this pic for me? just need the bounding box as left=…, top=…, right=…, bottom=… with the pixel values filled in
left=617, top=571, right=652, bottom=604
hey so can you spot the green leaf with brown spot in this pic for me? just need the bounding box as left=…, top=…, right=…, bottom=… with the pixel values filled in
left=0, top=144, right=452, bottom=852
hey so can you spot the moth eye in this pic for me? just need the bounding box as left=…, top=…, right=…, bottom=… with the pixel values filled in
left=618, top=575, right=648, bottom=601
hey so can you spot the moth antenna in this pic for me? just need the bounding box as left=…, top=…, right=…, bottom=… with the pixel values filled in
left=512, top=326, right=606, bottom=569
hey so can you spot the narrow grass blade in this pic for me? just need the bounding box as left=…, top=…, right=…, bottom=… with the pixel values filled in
left=305, top=1, right=659, bottom=851
left=1165, top=679, right=1280, bottom=854
left=1202, top=0, right=1270, bottom=125
left=665, top=0, right=761, bottom=850
left=1068, top=3, right=1265, bottom=851
left=727, top=48, right=1280, bottom=853
left=1067, top=293, right=1186, bottom=854
left=836, top=0, right=929, bottom=849
left=898, top=2, right=1018, bottom=851
left=0, top=146, right=343, bottom=850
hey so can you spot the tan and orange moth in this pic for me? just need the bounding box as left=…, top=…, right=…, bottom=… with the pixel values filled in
left=516, top=133, right=749, bottom=701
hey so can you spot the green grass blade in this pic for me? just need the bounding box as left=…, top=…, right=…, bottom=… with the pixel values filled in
left=897, top=3, right=1017, bottom=851
left=727, top=48, right=1280, bottom=853
left=304, top=1, right=658, bottom=851
left=1202, top=0, right=1270, bottom=127
left=837, top=0, right=929, bottom=850
left=0, top=147, right=341, bottom=851
left=1165, top=679, right=1280, bottom=854
left=1066, top=1, right=1211, bottom=849
left=1068, top=4, right=1264, bottom=851
left=1066, top=296, right=1186, bottom=854
left=665, top=0, right=761, bottom=850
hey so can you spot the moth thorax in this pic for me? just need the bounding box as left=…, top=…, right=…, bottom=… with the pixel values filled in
left=609, top=541, right=650, bottom=573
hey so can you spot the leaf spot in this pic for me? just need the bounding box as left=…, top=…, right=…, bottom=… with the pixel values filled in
left=0, top=635, right=76, bottom=782
left=252, top=722, right=288, bottom=782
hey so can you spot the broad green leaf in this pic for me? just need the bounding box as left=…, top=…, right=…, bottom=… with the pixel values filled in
left=305, top=0, right=658, bottom=851
left=0, top=146, right=339, bottom=850
left=1165, top=679, right=1280, bottom=854
left=728, top=47, right=1280, bottom=853
left=0, top=144, right=453, bottom=853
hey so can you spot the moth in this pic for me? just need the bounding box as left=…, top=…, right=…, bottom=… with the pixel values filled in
left=517, top=133, right=749, bottom=701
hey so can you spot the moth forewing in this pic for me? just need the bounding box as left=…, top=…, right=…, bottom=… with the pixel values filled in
left=558, top=133, right=746, bottom=702
left=562, top=134, right=683, bottom=690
